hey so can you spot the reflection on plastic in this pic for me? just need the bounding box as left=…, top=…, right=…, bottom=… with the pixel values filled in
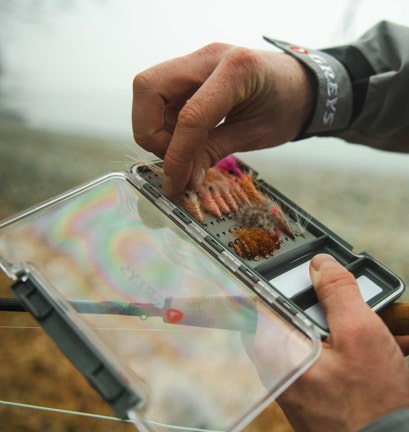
left=73, top=296, right=257, bottom=332
left=0, top=174, right=319, bottom=431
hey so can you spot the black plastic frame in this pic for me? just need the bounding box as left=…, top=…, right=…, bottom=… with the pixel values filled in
left=131, top=160, right=406, bottom=335
left=10, top=267, right=143, bottom=420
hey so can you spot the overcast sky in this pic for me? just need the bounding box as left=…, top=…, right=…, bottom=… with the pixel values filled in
left=2, top=0, right=409, bottom=137
left=1, top=0, right=409, bottom=173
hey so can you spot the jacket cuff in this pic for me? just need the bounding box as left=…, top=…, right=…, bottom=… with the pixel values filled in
left=263, top=36, right=353, bottom=137
left=357, top=409, right=409, bottom=432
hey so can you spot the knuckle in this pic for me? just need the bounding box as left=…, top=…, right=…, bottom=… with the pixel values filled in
left=317, top=267, right=358, bottom=300
left=177, top=101, right=206, bottom=130
left=199, top=42, right=231, bottom=56
left=204, top=143, right=223, bottom=167
left=340, top=313, right=377, bottom=350
left=133, top=69, right=155, bottom=94
left=165, top=147, right=185, bottom=166
left=132, top=131, right=148, bottom=147
left=224, top=47, right=261, bottom=74
left=319, top=267, right=356, bottom=290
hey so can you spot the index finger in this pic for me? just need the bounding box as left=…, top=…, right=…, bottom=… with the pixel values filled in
left=162, top=55, right=250, bottom=196
left=132, top=43, right=232, bottom=161
left=162, top=90, right=228, bottom=196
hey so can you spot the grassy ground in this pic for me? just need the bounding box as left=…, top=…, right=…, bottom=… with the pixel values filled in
left=0, top=119, right=130, bottom=217
left=0, top=119, right=408, bottom=431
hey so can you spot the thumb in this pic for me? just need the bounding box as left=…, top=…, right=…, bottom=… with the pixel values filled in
left=309, top=254, right=367, bottom=334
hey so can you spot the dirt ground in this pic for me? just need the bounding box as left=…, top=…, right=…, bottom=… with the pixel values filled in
left=0, top=120, right=408, bottom=431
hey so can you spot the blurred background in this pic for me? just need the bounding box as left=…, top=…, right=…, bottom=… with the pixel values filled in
left=0, top=0, right=409, bottom=430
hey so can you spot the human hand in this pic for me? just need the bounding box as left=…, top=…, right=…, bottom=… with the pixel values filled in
left=277, top=254, right=409, bottom=432
left=132, top=44, right=314, bottom=196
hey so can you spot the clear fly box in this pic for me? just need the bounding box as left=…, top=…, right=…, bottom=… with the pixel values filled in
left=0, top=166, right=325, bottom=432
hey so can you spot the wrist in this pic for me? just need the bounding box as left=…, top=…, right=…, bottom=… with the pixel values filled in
left=263, top=36, right=354, bottom=138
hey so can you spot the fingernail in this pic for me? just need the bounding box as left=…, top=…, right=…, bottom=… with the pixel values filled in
left=310, top=266, right=321, bottom=288
left=163, top=175, right=174, bottom=196
left=310, top=254, right=337, bottom=287
left=192, top=167, right=206, bottom=189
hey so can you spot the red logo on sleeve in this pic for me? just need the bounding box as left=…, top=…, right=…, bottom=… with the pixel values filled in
left=290, top=46, right=309, bottom=55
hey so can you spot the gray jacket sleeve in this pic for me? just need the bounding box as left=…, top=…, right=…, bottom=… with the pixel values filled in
left=358, top=409, right=409, bottom=432
left=265, top=24, right=409, bottom=431
left=264, top=20, right=409, bottom=152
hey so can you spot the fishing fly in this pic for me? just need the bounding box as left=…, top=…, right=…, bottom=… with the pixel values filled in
left=134, top=155, right=299, bottom=262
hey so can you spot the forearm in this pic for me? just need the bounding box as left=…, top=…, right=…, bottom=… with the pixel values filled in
left=265, top=21, right=409, bottom=152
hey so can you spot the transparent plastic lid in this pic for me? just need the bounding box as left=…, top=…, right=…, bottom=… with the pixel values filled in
left=0, top=172, right=320, bottom=431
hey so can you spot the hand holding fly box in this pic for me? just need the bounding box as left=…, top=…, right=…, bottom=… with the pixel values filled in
left=0, top=155, right=405, bottom=431
left=133, top=156, right=405, bottom=334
